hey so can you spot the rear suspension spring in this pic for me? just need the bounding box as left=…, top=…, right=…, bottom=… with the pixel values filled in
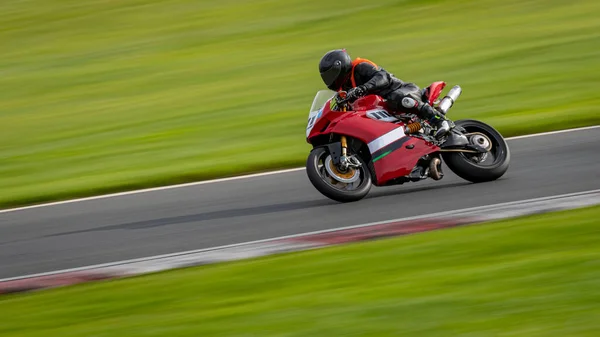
left=405, top=122, right=422, bottom=134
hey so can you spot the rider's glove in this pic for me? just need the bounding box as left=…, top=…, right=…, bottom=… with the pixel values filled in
left=346, top=85, right=366, bottom=102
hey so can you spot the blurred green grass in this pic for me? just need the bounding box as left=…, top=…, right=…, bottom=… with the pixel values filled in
left=1, top=0, right=599, bottom=208
left=2, top=205, right=599, bottom=336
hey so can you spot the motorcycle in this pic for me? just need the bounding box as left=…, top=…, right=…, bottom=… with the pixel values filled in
left=304, top=81, right=510, bottom=202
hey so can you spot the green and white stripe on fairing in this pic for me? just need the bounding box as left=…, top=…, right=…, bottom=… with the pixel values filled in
left=367, top=126, right=407, bottom=154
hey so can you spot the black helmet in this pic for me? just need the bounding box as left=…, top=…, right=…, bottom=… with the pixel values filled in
left=319, top=49, right=352, bottom=91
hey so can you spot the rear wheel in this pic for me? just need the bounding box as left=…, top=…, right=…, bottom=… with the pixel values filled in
left=306, top=147, right=372, bottom=202
left=442, top=119, right=510, bottom=183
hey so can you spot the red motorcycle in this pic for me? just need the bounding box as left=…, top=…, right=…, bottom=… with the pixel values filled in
left=305, top=81, right=510, bottom=202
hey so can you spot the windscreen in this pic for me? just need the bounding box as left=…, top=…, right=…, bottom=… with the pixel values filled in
left=309, top=90, right=336, bottom=113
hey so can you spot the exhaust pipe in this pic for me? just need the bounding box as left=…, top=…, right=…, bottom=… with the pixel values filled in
left=437, top=85, right=462, bottom=115
left=428, top=157, right=444, bottom=180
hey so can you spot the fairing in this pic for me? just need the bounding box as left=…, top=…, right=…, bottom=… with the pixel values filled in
left=373, top=137, right=439, bottom=182
left=306, top=91, right=441, bottom=186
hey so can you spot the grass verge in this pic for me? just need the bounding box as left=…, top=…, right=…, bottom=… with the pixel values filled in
left=1, top=205, right=599, bottom=336
left=1, top=0, right=600, bottom=208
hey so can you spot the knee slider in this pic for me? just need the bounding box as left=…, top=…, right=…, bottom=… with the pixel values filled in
left=401, top=97, right=420, bottom=109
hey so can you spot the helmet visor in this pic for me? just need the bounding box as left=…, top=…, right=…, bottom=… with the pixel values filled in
left=320, top=63, right=342, bottom=90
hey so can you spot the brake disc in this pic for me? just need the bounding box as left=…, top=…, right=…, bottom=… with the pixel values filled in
left=324, top=155, right=360, bottom=184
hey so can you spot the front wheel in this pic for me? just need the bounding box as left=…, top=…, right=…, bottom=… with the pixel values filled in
left=306, top=147, right=372, bottom=203
left=442, top=119, right=510, bottom=183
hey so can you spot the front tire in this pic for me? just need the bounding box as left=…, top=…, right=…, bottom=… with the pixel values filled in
left=306, top=147, right=372, bottom=203
left=442, top=119, right=510, bottom=183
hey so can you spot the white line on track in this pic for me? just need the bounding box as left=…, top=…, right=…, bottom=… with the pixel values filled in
left=2, top=188, right=598, bottom=282
left=0, top=125, right=598, bottom=215
left=505, top=125, right=599, bottom=140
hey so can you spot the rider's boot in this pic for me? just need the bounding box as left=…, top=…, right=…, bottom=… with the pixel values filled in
left=420, top=102, right=451, bottom=139
left=429, top=114, right=451, bottom=139
left=402, top=97, right=452, bottom=138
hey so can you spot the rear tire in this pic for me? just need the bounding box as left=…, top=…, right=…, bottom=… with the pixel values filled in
left=442, top=119, right=510, bottom=183
left=306, top=147, right=372, bottom=203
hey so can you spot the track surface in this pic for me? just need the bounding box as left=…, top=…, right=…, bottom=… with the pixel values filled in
left=1, top=128, right=599, bottom=279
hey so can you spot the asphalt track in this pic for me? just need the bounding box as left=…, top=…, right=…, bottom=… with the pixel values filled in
left=1, top=127, right=599, bottom=279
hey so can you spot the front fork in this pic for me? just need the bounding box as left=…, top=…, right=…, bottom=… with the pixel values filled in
left=340, top=136, right=349, bottom=170
left=327, top=135, right=360, bottom=171
left=339, top=136, right=362, bottom=170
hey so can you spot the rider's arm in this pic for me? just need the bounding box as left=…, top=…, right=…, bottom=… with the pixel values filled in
left=354, top=62, right=391, bottom=93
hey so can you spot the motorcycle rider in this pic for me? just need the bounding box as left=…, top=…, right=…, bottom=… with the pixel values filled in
left=318, top=49, right=451, bottom=138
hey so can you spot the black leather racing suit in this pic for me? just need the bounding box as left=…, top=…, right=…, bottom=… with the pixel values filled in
left=341, top=62, right=444, bottom=123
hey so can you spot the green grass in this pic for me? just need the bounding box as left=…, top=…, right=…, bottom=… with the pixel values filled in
left=1, top=0, right=600, bottom=208
left=2, top=205, right=599, bottom=336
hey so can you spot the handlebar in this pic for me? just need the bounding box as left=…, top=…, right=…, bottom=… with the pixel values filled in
left=333, top=91, right=351, bottom=111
